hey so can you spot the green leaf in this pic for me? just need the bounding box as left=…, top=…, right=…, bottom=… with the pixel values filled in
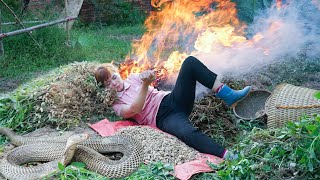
left=66, top=169, right=74, bottom=174
left=298, top=156, right=307, bottom=164
left=276, top=134, right=286, bottom=139
left=279, top=149, right=286, bottom=156
left=60, top=174, right=66, bottom=180
left=58, top=162, right=65, bottom=171
left=314, top=91, right=320, bottom=99
left=163, top=163, right=173, bottom=170
left=308, top=162, right=314, bottom=172
left=287, top=121, right=296, bottom=132
left=309, top=149, right=316, bottom=159
left=250, top=173, right=255, bottom=180
left=70, top=162, right=86, bottom=168
left=306, top=125, right=317, bottom=134
left=262, top=165, right=271, bottom=172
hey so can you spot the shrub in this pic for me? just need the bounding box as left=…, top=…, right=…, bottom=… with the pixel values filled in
left=91, top=0, right=147, bottom=25
left=209, top=114, right=320, bottom=179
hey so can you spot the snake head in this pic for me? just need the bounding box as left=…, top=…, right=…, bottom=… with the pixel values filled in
left=66, top=133, right=90, bottom=147
left=63, top=133, right=90, bottom=166
left=75, top=133, right=90, bottom=143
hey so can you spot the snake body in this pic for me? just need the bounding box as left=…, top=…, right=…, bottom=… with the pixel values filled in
left=0, top=133, right=89, bottom=179
left=0, top=127, right=143, bottom=179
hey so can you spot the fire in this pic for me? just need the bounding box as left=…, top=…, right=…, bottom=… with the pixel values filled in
left=276, top=0, right=282, bottom=10
left=194, top=26, right=247, bottom=53
left=119, top=0, right=284, bottom=86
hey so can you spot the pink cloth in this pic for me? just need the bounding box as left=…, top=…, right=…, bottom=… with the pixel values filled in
left=89, top=119, right=138, bottom=136
left=174, top=153, right=223, bottom=180
left=89, top=118, right=223, bottom=180
left=112, top=73, right=170, bottom=127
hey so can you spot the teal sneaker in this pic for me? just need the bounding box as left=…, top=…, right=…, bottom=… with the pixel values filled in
left=216, top=85, right=251, bottom=107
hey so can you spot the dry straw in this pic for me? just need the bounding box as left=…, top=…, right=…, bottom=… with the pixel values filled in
left=266, top=83, right=320, bottom=129
left=31, top=62, right=117, bottom=129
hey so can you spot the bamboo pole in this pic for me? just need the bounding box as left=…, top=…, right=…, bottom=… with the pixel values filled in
left=0, top=17, right=77, bottom=39
left=0, top=0, right=42, bottom=48
left=1, top=20, right=45, bottom=25
left=0, top=9, right=4, bottom=56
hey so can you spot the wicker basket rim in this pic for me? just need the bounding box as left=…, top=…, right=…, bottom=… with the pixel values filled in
left=233, top=90, right=271, bottom=120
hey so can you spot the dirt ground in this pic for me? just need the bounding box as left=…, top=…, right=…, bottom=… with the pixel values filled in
left=0, top=77, right=21, bottom=94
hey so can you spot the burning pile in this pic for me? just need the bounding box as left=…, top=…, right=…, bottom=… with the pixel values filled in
left=119, top=0, right=250, bottom=83
left=118, top=0, right=320, bottom=91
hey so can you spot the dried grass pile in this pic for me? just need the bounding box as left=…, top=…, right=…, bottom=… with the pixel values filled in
left=25, top=62, right=117, bottom=130
left=190, top=95, right=238, bottom=147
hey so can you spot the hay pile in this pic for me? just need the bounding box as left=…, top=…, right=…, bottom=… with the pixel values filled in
left=30, top=62, right=117, bottom=129
left=190, top=95, right=238, bottom=147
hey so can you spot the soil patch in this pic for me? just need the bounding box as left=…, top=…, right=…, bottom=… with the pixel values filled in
left=0, top=77, right=21, bottom=94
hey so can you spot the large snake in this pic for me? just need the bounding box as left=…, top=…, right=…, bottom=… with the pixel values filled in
left=0, top=127, right=144, bottom=179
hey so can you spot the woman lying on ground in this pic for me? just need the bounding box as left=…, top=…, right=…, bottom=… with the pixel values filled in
left=94, top=56, right=251, bottom=160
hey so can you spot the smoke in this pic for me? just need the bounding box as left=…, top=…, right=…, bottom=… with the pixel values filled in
left=197, top=0, right=320, bottom=76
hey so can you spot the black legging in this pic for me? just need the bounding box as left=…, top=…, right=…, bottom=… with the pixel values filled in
left=156, top=56, right=225, bottom=157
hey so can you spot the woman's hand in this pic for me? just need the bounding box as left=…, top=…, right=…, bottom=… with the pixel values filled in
left=119, top=71, right=154, bottom=118
left=139, top=70, right=156, bottom=85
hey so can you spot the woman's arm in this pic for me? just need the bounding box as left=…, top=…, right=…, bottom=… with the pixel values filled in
left=119, top=70, right=155, bottom=118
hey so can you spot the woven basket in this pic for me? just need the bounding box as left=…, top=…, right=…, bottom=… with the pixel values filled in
left=265, top=83, right=320, bottom=129
left=233, top=90, right=271, bottom=120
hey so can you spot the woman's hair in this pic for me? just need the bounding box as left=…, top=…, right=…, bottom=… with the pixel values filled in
left=94, top=63, right=118, bottom=87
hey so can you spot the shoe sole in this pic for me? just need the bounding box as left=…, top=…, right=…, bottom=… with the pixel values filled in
left=230, top=87, right=252, bottom=108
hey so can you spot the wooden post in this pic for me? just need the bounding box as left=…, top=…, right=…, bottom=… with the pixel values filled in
left=65, top=0, right=71, bottom=46
left=0, top=9, right=4, bottom=56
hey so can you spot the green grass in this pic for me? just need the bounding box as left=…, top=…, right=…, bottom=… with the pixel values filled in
left=72, top=25, right=145, bottom=61
left=0, top=24, right=145, bottom=93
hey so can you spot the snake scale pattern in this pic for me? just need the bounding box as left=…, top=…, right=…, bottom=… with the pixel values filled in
left=0, top=127, right=144, bottom=179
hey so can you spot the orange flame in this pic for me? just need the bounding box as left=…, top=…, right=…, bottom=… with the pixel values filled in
left=119, top=0, right=282, bottom=86
left=276, top=0, right=282, bottom=10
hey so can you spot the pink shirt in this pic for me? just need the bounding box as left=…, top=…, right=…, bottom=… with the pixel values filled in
left=112, top=73, right=170, bottom=127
